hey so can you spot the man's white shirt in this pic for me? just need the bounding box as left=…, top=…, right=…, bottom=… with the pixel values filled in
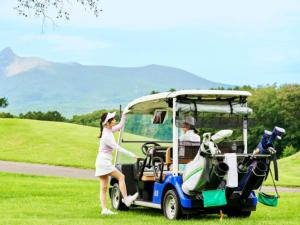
left=179, top=130, right=201, bottom=142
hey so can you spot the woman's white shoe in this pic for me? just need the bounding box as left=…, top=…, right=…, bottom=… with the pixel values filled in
left=101, top=208, right=117, bottom=215
left=122, top=192, right=139, bottom=207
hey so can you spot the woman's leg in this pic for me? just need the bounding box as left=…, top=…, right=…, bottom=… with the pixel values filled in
left=99, top=175, right=109, bottom=209
left=109, top=170, right=127, bottom=198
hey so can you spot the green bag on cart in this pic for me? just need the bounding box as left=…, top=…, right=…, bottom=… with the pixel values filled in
left=202, top=189, right=227, bottom=208
left=258, top=169, right=279, bottom=207
left=258, top=192, right=278, bottom=207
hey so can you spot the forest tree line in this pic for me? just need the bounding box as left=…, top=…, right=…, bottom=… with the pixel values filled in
left=1, top=84, right=299, bottom=157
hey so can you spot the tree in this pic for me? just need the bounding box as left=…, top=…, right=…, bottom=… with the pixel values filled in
left=247, top=84, right=300, bottom=157
left=15, top=0, right=101, bottom=30
left=150, top=90, right=160, bottom=94
left=0, top=98, right=8, bottom=108
left=282, top=145, right=297, bottom=158
left=71, top=109, right=120, bottom=127
left=19, top=110, right=66, bottom=122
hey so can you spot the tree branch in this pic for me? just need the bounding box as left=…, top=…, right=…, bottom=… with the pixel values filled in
left=14, top=0, right=102, bottom=29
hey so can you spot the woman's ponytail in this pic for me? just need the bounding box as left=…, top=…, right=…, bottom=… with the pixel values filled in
left=99, top=112, right=108, bottom=138
left=99, top=123, right=104, bottom=138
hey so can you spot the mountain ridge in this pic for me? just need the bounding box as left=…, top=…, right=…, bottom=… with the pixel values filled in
left=0, top=47, right=232, bottom=117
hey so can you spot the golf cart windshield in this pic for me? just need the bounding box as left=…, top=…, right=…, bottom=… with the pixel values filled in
left=117, top=113, right=172, bottom=164
left=124, top=113, right=172, bottom=141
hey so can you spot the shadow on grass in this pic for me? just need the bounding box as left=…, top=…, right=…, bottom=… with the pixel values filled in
left=128, top=206, right=221, bottom=221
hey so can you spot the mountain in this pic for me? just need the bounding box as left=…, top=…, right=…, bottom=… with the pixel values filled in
left=0, top=47, right=232, bottom=117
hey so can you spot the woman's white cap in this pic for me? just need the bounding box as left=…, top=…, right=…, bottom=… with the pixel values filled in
left=184, top=116, right=196, bottom=126
left=103, top=112, right=116, bottom=125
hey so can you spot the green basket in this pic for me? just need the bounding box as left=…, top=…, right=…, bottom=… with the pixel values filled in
left=258, top=192, right=278, bottom=207
left=257, top=169, right=279, bottom=207
left=202, top=189, right=227, bottom=208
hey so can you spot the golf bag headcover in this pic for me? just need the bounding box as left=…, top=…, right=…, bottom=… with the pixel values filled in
left=258, top=127, right=285, bottom=154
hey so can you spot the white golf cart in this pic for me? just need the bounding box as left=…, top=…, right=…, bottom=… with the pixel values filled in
left=109, top=90, right=274, bottom=220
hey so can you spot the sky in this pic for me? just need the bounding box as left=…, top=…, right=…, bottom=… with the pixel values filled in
left=1, top=0, right=300, bottom=86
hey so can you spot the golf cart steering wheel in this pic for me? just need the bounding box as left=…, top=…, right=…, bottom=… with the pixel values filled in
left=141, top=142, right=161, bottom=155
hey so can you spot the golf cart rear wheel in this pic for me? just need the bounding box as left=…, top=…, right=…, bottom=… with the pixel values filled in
left=227, top=210, right=251, bottom=218
left=111, top=183, right=128, bottom=210
left=163, top=189, right=182, bottom=220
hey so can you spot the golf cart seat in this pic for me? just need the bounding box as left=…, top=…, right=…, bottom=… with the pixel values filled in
left=218, top=140, right=244, bottom=153
left=166, top=141, right=200, bottom=164
left=141, top=171, right=168, bottom=182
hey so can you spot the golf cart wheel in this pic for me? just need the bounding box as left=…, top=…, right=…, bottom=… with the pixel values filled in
left=163, top=189, right=182, bottom=220
left=227, top=210, right=251, bottom=218
left=111, top=183, right=128, bottom=210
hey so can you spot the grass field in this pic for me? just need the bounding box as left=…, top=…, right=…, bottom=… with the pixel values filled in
left=265, top=151, right=300, bottom=187
left=0, top=118, right=299, bottom=186
left=1, top=172, right=299, bottom=225
left=0, top=118, right=144, bottom=168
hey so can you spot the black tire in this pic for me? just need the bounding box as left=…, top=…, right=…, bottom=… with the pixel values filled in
left=111, top=183, right=128, bottom=210
left=163, top=189, right=183, bottom=220
left=227, top=210, right=251, bottom=218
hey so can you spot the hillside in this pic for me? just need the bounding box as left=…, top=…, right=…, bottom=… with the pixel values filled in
left=0, top=47, right=231, bottom=117
left=266, top=151, right=300, bottom=187
left=1, top=119, right=299, bottom=187
left=0, top=118, right=144, bottom=168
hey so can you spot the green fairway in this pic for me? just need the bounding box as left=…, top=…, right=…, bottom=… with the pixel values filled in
left=0, top=172, right=299, bottom=225
left=265, top=151, right=300, bottom=187
left=0, top=118, right=144, bottom=168
left=0, top=118, right=99, bottom=168
left=0, top=118, right=298, bottom=187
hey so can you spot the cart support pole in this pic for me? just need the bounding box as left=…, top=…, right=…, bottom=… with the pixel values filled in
left=115, top=105, right=123, bottom=165
left=243, top=115, right=248, bottom=154
left=172, top=98, right=178, bottom=176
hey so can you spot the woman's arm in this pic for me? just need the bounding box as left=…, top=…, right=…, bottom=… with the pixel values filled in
left=104, top=132, right=136, bottom=158
left=117, top=146, right=136, bottom=158
left=112, top=113, right=126, bottom=133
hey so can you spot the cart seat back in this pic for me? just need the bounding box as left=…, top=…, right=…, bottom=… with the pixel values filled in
left=166, top=141, right=200, bottom=164
left=141, top=171, right=169, bottom=182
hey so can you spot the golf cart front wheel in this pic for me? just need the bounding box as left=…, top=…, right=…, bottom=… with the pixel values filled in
left=163, top=189, right=182, bottom=220
left=111, top=183, right=128, bottom=210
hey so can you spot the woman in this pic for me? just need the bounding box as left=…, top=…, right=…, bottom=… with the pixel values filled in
left=95, top=111, right=138, bottom=215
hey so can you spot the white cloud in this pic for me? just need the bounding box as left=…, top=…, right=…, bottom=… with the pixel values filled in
left=58, top=0, right=300, bottom=30
left=19, top=34, right=112, bottom=52
left=2, top=0, right=300, bottom=30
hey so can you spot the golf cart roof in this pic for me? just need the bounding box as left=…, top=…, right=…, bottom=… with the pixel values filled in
left=126, top=90, right=252, bottom=113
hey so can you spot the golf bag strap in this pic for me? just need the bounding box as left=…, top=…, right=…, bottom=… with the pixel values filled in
left=199, top=150, right=210, bottom=183
left=204, top=155, right=210, bottom=183
left=269, top=169, right=279, bottom=197
left=272, top=153, right=279, bottom=181
left=259, top=169, right=279, bottom=197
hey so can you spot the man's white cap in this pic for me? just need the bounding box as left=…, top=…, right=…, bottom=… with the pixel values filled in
left=103, top=112, right=116, bottom=125
left=184, top=116, right=196, bottom=126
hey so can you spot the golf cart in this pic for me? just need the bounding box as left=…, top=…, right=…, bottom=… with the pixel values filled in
left=109, top=90, right=280, bottom=220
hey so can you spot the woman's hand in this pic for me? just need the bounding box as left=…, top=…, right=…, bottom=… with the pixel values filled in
left=122, top=106, right=131, bottom=115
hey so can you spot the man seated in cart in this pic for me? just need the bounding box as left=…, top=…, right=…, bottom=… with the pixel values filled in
left=166, top=115, right=201, bottom=170
left=179, top=116, right=201, bottom=143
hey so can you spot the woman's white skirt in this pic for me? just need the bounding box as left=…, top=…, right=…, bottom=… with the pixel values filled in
left=95, top=152, right=116, bottom=177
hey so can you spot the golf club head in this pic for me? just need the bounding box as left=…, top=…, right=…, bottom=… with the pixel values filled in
left=264, top=130, right=272, bottom=136
left=274, top=126, right=285, bottom=136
